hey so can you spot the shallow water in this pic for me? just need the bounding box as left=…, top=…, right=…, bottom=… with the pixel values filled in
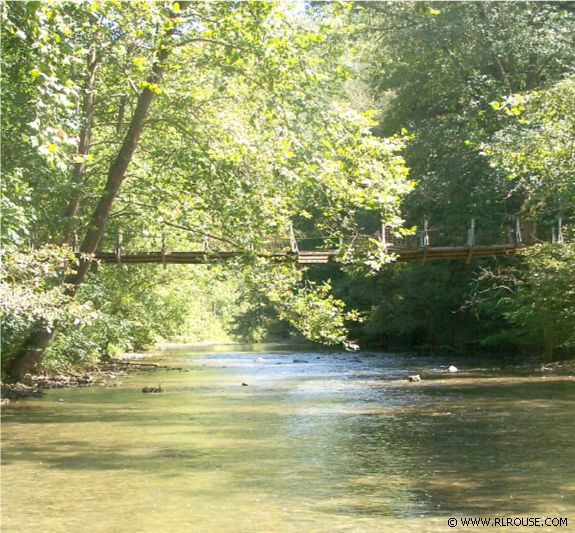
left=2, top=345, right=574, bottom=532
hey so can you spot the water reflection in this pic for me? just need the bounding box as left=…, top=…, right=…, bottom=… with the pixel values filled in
left=2, top=346, right=574, bottom=532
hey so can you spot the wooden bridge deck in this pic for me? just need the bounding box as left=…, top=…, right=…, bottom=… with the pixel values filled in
left=95, top=244, right=525, bottom=266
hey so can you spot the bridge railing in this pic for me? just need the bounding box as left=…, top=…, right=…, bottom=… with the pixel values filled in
left=100, top=214, right=571, bottom=261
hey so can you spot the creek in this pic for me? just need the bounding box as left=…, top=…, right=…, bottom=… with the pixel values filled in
left=2, top=344, right=574, bottom=532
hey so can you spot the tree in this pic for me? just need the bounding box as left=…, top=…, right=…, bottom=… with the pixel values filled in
left=361, top=1, right=574, bottom=230
left=3, top=1, right=190, bottom=378
left=467, top=78, right=575, bottom=356
left=484, top=77, right=575, bottom=220
left=342, top=2, right=575, bottom=350
left=2, top=1, right=411, bottom=379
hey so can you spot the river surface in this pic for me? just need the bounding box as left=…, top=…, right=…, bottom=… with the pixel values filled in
left=2, top=345, right=574, bottom=532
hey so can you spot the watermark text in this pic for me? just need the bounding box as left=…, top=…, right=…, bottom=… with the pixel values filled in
left=448, top=517, right=568, bottom=528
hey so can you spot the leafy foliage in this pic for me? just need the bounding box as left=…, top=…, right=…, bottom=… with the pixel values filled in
left=336, top=1, right=575, bottom=355
left=41, top=265, right=239, bottom=368
left=484, top=78, right=575, bottom=218
left=464, top=77, right=575, bottom=356
left=3, top=1, right=574, bottom=374
left=0, top=246, right=95, bottom=365
left=236, top=260, right=362, bottom=346
left=468, top=245, right=575, bottom=355
left=2, top=1, right=414, bottom=375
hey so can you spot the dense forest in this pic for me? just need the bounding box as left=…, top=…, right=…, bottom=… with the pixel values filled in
left=2, top=1, right=574, bottom=381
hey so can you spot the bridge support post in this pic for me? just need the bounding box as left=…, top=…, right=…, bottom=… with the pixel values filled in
left=420, top=219, right=430, bottom=263
left=515, top=217, right=523, bottom=245
left=379, top=222, right=388, bottom=253
left=420, top=219, right=430, bottom=248
left=115, top=232, right=123, bottom=267
left=467, top=218, right=476, bottom=247
left=557, top=216, right=564, bottom=244
left=465, top=219, right=476, bottom=264
left=288, top=223, right=299, bottom=254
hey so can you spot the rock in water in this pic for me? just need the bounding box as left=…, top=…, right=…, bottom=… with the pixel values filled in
left=448, top=365, right=459, bottom=373
left=408, top=375, right=421, bottom=382
left=142, top=384, right=163, bottom=393
left=293, top=359, right=309, bottom=364
left=242, top=382, right=249, bottom=387
left=344, top=340, right=360, bottom=352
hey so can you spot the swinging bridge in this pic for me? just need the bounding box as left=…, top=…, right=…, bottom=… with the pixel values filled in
left=95, top=217, right=569, bottom=267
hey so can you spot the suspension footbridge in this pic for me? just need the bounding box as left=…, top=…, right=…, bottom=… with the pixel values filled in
left=93, top=217, right=568, bottom=266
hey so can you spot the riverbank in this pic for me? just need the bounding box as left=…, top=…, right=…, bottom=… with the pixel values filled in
left=0, top=359, right=165, bottom=402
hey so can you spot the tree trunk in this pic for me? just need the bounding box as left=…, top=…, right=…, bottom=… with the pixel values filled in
left=64, top=47, right=99, bottom=239
left=4, top=327, right=55, bottom=381
left=4, top=10, right=182, bottom=381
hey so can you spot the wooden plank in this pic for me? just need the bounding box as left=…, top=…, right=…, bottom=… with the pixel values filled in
left=93, top=244, right=527, bottom=265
